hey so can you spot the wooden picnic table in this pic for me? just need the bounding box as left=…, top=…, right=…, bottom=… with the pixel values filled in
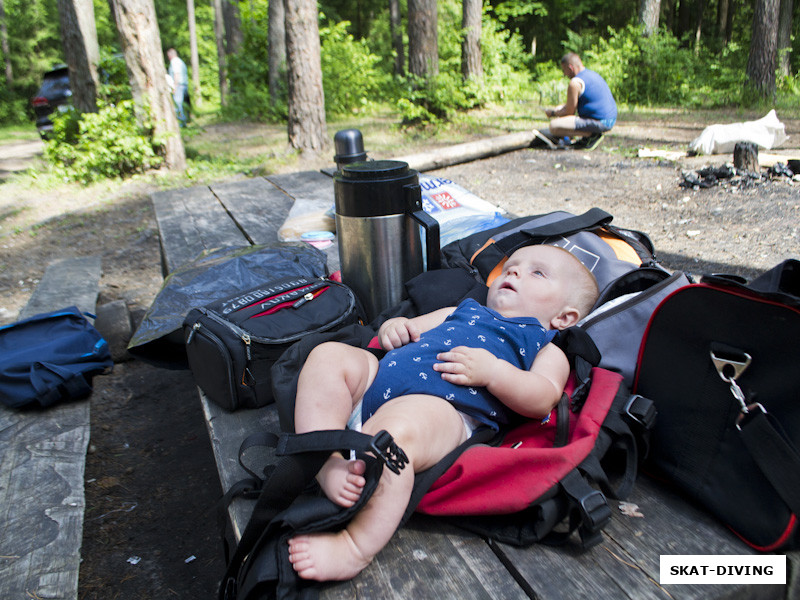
left=151, top=168, right=793, bottom=600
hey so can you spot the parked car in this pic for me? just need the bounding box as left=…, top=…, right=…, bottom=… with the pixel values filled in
left=31, top=65, right=72, bottom=138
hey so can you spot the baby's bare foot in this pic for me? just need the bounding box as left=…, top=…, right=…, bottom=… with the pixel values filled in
left=288, top=530, right=371, bottom=581
left=316, top=455, right=366, bottom=507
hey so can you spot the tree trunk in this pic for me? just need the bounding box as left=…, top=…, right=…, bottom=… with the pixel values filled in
left=187, top=0, right=202, bottom=106
left=223, top=0, right=243, bottom=55
left=677, top=0, right=692, bottom=38
left=408, top=0, right=438, bottom=79
left=284, top=0, right=327, bottom=152
left=746, top=0, right=780, bottom=99
left=639, top=0, right=661, bottom=36
left=725, top=0, right=735, bottom=44
left=108, top=0, right=186, bottom=171
left=57, top=0, right=99, bottom=113
left=0, top=0, right=11, bottom=87
left=717, top=0, right=729, bottom=43
left=663, top=0, right=676, bottom=33
left=212, top=0, right=228, bottom=106
left=268, top=0, right=286, bottom=102
left=461, top=0, right=482, bottom=82
left=777, top=0, right=793, bottom=76
left=389, top=0, right=404, bottom=76
left=693, top=0, right=705, bottom=53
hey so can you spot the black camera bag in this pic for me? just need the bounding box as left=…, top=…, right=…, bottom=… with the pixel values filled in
left=184, top=276, right=364, bottom=411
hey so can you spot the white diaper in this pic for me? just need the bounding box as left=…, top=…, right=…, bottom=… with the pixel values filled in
left=347, top=400, right=479, bottom=439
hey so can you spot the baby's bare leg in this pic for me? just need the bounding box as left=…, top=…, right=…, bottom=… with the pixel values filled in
left=294, top=342, right=379, bottom=507
left=288, top=395, right=469, bottom=581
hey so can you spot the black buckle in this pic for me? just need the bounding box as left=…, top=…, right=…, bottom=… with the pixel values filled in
left=624, top=394, right=656, bottom=430
left=222, top=577, right=237, bottom=600
left=369, top=430, right=409, bottom=475
left=579, top=489, right=611, bottom=532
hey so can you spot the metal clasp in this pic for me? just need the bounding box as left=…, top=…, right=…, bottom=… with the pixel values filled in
left=710, top=349, right=751, bottom=414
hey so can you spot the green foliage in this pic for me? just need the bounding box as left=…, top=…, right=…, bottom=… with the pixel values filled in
left=43, top=100, right=161, bottom=183
left=222, top=0, right=285, bottom=122
left=398, top=73, right=480, bottom=124
left=320, top=19, right=392, bottom=117
left=97, top=51, right=132, bottom=104
left=396, top=0, right=533, bottom=124
left=540, top=25, right=751, bottom=108
left=480, top=8, right=534, bottom=101
left=0, top=86, right=30, bottom=124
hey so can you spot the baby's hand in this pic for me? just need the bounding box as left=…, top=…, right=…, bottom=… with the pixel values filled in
left=433, top=346, right=498, bottom=387
left=378, top=317, right=420, bottom=350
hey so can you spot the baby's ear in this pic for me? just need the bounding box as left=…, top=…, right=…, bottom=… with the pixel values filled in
left=550, top=307, right=581, bottom=330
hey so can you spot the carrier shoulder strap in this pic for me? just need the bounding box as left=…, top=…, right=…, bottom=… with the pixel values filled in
left=494, top=207, right=614, bottom=255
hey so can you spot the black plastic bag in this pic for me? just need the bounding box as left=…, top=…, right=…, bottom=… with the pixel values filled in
left=128, top=244, right=327, bottom=368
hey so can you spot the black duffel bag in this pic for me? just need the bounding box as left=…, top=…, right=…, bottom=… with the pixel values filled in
left=633, top=259, right=800, bottom=551
left=184, top=276, right=365, bottom=411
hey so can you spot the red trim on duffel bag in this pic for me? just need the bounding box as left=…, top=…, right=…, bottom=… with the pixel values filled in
left=734, top=514, right=798, bottom=553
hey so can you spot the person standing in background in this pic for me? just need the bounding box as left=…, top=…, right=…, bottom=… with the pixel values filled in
left=167, top=48, right=189, bottom=127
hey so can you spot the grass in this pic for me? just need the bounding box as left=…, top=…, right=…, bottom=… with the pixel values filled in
left=0, top=124, right=40, bottom=142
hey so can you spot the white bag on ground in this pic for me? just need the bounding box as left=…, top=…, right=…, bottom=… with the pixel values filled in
left=689, top=109, right=788, bottom=155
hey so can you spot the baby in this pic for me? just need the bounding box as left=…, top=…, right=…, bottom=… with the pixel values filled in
left=287, top=244, right=599, bottom=581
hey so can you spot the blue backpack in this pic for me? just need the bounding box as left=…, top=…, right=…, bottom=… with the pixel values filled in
left=0, top=306, right=113, bottom=409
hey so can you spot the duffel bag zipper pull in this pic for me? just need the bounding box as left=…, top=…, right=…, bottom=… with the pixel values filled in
left=242, top=333, right=251, bottom=360
left=187, top=322, right=201, bottom=344
left=293, top=291, right=316, bottom=309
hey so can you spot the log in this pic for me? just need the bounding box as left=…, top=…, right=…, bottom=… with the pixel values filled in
left=392, top=131, right=537, bottom=172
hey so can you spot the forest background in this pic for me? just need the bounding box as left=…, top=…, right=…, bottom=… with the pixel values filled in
left=0, top=0, right=797, bottom=186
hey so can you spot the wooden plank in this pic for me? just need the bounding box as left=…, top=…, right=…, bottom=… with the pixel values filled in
left=604, top=476, right=786, bottom=600
left=265, top=171, right=338, bottom=268
left=0, top=402, right=91, bottom=600
left=201, top=396, right=281, bottom=539
left=0, top=256, right=101, bottom=600
left=210, top=178, right=295, bottom=245
left=491, top=475, right=788, bottom=600
left=19, top=256, right=101, bottom=319
left=152, top=186, right=249, bottom=274
left=217, top=174, right=340, bottom=271
left=266, top=171, right=335, bottom=205
left=494, top=540, right=655, bottom=600
left=323, top=519, right=528, bottom=600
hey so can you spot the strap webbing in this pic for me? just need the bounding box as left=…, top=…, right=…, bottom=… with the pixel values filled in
left=738, top=408, right=800, bottom=517
left=495, top=208, right=613, bottom=255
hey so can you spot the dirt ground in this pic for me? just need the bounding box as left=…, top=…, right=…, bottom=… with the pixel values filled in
left=1, top=113, right=799, bottom=599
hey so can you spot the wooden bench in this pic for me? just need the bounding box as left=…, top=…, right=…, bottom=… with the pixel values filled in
left=151, top=172, right=795, bottom=600
left=0, top=256, right=101, bottom=600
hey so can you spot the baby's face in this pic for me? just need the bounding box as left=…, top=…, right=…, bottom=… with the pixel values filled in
left=486, top=245, right=575, bottom=327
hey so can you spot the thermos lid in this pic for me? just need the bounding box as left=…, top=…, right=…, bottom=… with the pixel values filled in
left=333, top=129, right=367, bottom=165
left=334, top=160, right=420, bottom=217
left=339, top=160, right=409, bottom=180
